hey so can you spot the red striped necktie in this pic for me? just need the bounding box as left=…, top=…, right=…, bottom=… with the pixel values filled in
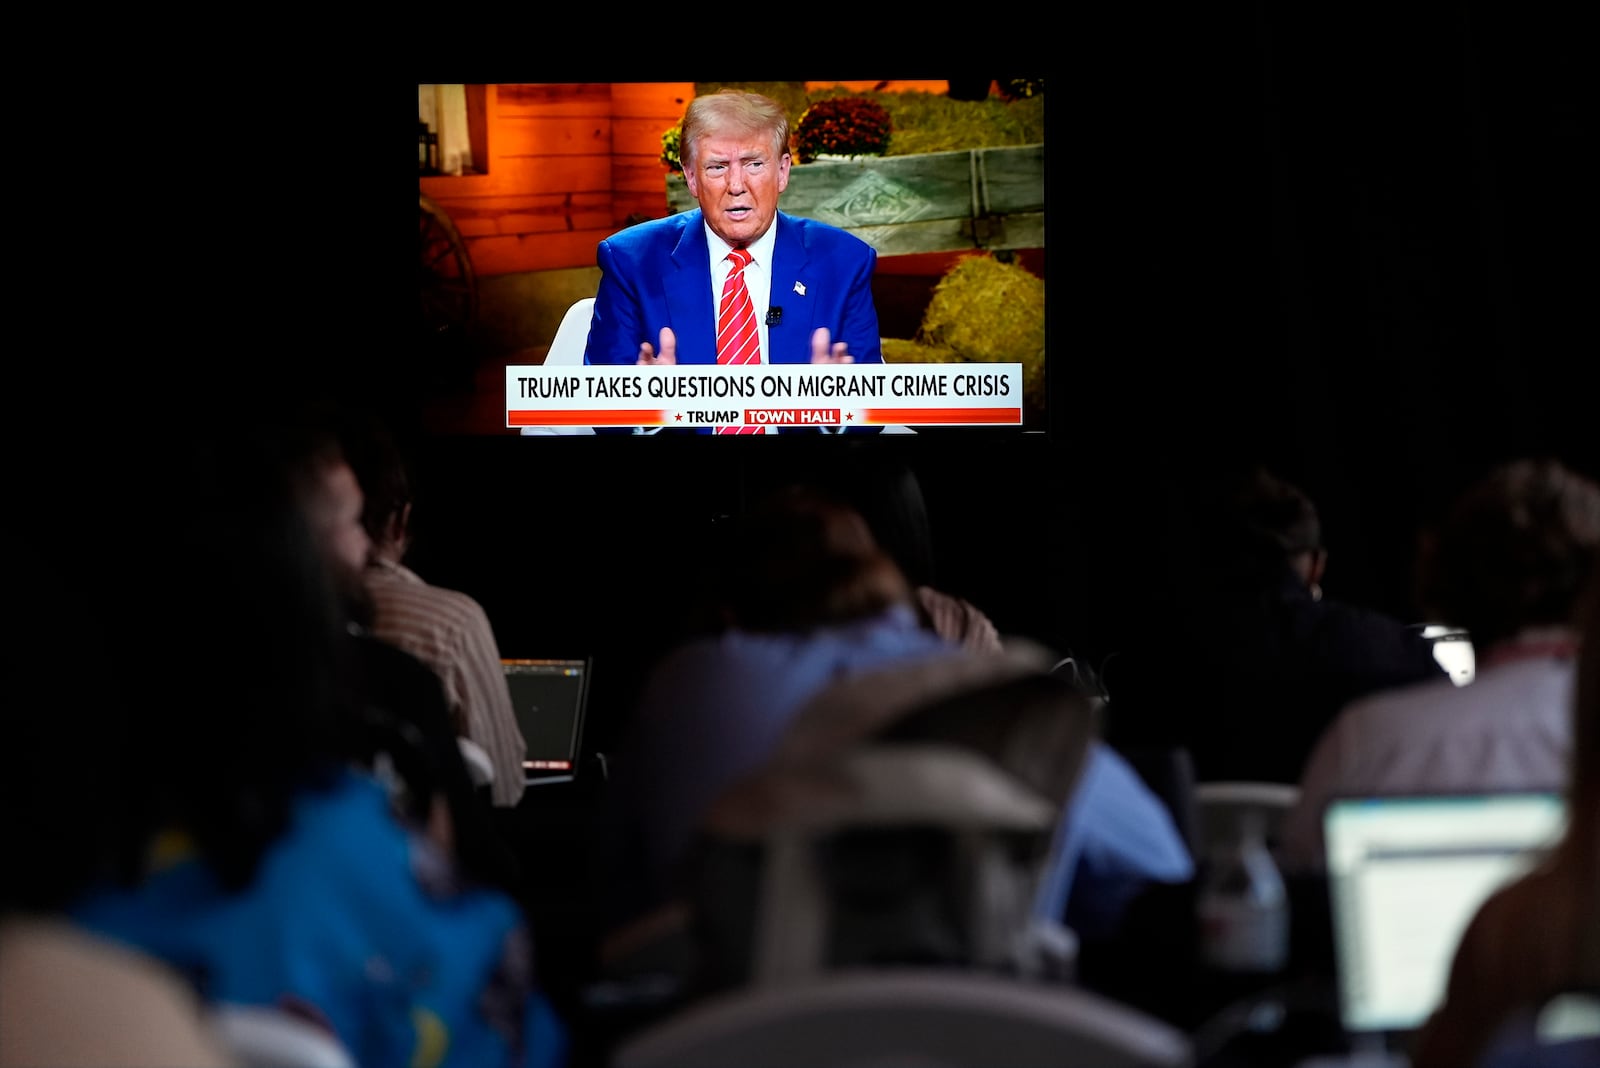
left=716, top=247, right=762, bottom=434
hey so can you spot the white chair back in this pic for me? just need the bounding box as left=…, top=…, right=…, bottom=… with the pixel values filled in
left=1192, top=781, right=1301, bottom=858
left=541, top=296, right=595, bottom=367
left=209, top=1004, right=356, bottom=1068
left=521, top=297, right=597, bottom=436
left=612, top=967, right=1194, bottom=1068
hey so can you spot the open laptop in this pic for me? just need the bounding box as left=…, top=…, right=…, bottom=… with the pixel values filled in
left=501, top=657, right=591, bottom=785
left=1322, top=791, right=1566, bottom=1053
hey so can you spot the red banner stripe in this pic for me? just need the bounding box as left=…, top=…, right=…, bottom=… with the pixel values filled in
left=508, top=410, right=666, bottom=426
left=860, top=408, right=1024, bottom=424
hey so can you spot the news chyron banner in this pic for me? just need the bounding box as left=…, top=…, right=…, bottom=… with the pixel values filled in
left=506, top=363, right=1024, bottom=431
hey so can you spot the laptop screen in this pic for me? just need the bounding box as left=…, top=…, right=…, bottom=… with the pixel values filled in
left=501, top=657, right=591, bottom=785
left=1323, top=792, right=1566, bottom=1037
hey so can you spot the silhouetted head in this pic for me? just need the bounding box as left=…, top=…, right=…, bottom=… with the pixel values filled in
left=723, top=485, right=911, bottom=633
left=827, top=458, right=938, bottom=590
left=1418, top=458, right=1600, bottom=650
left=268, top=420, right=377, bottom=629
left=332, top=405, right=415, bottom=563
left=1200, top=466, right=1328, bottom=595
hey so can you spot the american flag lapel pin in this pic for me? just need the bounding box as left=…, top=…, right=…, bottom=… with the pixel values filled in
left=794, top=281, right=806, bottom=296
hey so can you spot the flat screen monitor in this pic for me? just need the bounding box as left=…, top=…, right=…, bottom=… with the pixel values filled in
left=501, top=657, right=591, bottom=786
left=1322, top=791, right=1566, bottom=1041
left=416, top=81, right=1047, bottom=442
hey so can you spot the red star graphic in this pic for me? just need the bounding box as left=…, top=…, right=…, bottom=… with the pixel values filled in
left=675, top=413, right=683, bottom=421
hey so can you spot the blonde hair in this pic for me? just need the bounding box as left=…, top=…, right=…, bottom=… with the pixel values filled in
left=679, top=90, right=790, bottom=173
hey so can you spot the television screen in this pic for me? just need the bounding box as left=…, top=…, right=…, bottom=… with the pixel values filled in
left=415, top=81, right=1047, bottom=441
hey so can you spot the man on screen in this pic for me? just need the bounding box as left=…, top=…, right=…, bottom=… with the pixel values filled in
left=583, top=89, right=883, bottom=369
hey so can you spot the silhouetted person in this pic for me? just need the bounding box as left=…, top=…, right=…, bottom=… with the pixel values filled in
left=26, top=424, right=568, bottom=1067
left=597, top=485, right=1190, bottom=946
left=271, top=414, right=526, bottom=903
left=1, top=525, right=240, bottom=1067
left=1412, top=554, right=1600, bottom=1068
left=827, top=455, right=1004, bottom=651
left=334, top=405, right=529, bottom=809
left=1284, top=457, right=1600, bottom=869
left=1127, top=466, right=1445, bottom=784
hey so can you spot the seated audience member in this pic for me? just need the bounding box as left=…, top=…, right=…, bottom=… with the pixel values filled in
left=1282, top=457, right=1600, bottom=870
left=597, top=485, right=957, bottom=928
left=1, top=529, right=238, bottom=1068
left=827, top=455, right=1004, bottom=652
left=275, top=414, right=525, bottom=901
left=1411, top=563, right=1600, bottom=1068
left=334, top=406, right=529, bottom=809
left=57, top=424, right=567, bottom=1068
left=1140, top=465, right=1446, bottom=784
left=597, top=485, right=1191, bottom=945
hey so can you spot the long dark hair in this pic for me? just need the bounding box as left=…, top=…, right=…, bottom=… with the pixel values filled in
left=12, top=427, right=353, bottom=899
left=723, top=485, right=911, bottom=633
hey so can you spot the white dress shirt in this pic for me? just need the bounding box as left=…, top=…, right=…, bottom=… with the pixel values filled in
left=705, top=220, right=778, bottom=364
left=1281, top=627, right=1578, bottom=871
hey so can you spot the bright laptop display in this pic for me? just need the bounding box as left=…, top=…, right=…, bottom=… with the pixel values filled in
left=1323, top=792, right=1566, bottom=1038
left=501, top=658, right=591, bottom=785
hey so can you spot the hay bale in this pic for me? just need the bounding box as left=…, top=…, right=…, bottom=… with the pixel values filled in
left=881, top=338, right=964, bottom=364
left=903, top=254, right=1046, bottom=419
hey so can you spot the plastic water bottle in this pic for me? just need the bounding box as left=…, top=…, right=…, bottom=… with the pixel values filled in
left=1197, top=807, right=1290, bottom=973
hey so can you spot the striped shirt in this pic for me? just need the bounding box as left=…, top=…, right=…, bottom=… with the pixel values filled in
left=364, top=559, right=527, bottom=806
left=915, top=586, right=1003, bottom=652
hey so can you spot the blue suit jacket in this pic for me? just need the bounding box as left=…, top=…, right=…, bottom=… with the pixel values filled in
left=584, top=210, right=883, bottom=366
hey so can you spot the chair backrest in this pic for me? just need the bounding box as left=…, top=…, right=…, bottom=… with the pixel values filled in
left=521, top=297, right=597, bottom=436
left=543, top=296, right=595, bottom=366
left=457, top=736, right=495, bottom=790
left=209, top=1004, right=356, bottom=1068
left=679, top=656, right=1097, bottom=996
left=1192, top=781, right=1300, bottom=859
left=611, top=967, right=1194, bottom=1068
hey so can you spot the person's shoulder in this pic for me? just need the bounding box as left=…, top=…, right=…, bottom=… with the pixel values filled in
left=1305, top=598, right=1445, bottom=669
left=608, top=209, right=699, bottom=249
left=633, top=634, right=797, bottom=721
left=647, top=632, right=767, bottom=679
left=1311, top=597, right=1433, bottom=647
left=295, top=765, right=392, bottom=817
left=1344, top=668, right=1457, bottom=712
left=378, top=570, right=489, bottom=623
left=420, top=578, right=489, bottom=619
left=916, top=585, right=1003, bottom=650
left=1327, top=671, right=1463, bottom=744
left=783, top=212, right=874, bottom=254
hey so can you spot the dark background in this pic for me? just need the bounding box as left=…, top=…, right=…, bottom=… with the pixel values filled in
left=162, top=8, right=1591, bottom=759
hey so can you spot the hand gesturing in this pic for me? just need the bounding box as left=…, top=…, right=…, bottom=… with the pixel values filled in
left=810, top=327, right=854, bottom=364
left=637, top=327, right=677, bottom=365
